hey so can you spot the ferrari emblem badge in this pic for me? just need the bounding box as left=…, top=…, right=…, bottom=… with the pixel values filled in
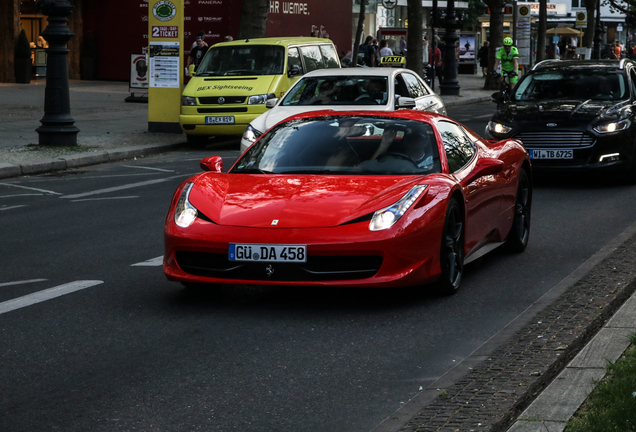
left=265, top=265, right=275, bottom=277
left=271, top=219, right=279, bottom=225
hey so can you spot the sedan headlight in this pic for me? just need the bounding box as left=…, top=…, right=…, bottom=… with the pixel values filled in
left=369, top=185, right=428, bottom=231
left=174, top=183, right=198, bottom=228
left=248, top=93, right=276, bottom=105
left=181, top=96, right=197, bottom=106
left=593, top=119, right=631, bottom=134
left=487, top=120, right=513, bottom=135
left=242, top=124, right=263, bottom=145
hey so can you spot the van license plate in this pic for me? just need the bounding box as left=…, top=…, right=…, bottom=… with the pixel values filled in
left=206, top=116, right=235, bottom=124
left=531, top=149, right=573, bottom=159
left=229, top=244, right=307, bottom=263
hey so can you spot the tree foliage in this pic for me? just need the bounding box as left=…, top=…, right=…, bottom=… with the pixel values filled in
left=238, top=0, right=269, bottom=39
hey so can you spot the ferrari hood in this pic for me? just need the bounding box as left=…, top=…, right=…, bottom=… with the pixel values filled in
left=188, top=174, right=426, bottom=228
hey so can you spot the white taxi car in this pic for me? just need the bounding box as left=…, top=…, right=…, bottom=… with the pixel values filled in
left=240, top=67, right=446, bottom=152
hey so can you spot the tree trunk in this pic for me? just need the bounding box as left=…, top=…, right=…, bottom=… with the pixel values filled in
left=352, top=0, right=366, bottom=67
left=406, top=0, right=423, bottom=76
left=538, top=0, right=547, bottom=64
left=483, top=0, right=505, bottom=90
left=237, top=0, right=269, bottom=39
left=584, top=0, right=597, bottom=49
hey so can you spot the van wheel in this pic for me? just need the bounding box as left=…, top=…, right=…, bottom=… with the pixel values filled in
left=187, top=135, right=208, bottom=149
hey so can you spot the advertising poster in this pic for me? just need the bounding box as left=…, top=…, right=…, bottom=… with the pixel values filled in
left=148, top=41, right=180, bottom=88
left=459, top=36, right=476, bottom=62
left=130, top=54, right=149, bottom=89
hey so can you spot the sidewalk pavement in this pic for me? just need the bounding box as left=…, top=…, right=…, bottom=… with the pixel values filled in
left=1, top=72, right=635, bottom=432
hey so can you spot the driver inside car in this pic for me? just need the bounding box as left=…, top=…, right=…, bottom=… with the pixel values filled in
left=358, top=127, right=433, bottom=173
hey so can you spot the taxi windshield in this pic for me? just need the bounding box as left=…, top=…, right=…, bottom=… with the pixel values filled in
left=231, top=116, right=441, bottom=175
left=281, top=76, right=390, bottom=106
left=514, top=69, right=628, bottom=102
left=196, top=45, right=285, bottom=76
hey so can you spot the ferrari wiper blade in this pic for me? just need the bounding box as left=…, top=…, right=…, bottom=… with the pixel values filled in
left=280, top=169, right=350, bottom=174
left=233, top=168, right=272, bottom=174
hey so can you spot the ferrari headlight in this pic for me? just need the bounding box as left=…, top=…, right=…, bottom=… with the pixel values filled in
left=181, top=96, right=197, bottom=106
left=242, top=124, right=263, bottom=144
left=593, top=119, right=631, bottom=134
left=369, top=185, right=427, bottom=231
left=174, top=183, right=198, bottom=228
left=487, top=121, right=513, bottom=134
left=248, top=93, right=276, bottom=105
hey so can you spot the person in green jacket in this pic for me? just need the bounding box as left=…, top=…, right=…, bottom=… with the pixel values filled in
left=493, top=37, right=519, bottom=91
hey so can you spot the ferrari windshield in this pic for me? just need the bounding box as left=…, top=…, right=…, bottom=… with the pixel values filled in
left=281, top=76, right=390, bottom=106
left=231, top=116, right=442, bottom=175
left=514, top=69, right=628, bottom=101
left=196, top=45, right=284, bottom=76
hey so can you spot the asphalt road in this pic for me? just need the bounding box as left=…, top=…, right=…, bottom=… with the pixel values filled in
left=2, top=104, right=636, bottom=432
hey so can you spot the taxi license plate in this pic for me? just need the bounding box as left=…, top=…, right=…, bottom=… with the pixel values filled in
left=205, top=116, right=235, bottom=124
left=229, top=244, right=307, bottom=263
left=531, top=149, right=573, bottom=159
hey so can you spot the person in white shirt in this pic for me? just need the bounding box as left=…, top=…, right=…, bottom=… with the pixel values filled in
left=379, top=39, right=393, bottom=60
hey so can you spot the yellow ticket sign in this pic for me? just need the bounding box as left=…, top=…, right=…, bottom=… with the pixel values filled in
left=380, top=55, right=406, bottom=67
left=148, top=0, right=184, bottom=133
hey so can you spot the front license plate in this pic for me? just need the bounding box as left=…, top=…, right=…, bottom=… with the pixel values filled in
left=531, top=149, right=573, bottom=159
left=229, top=244, right=307, bottom=263
left=205, top=116, right=235, bottom=124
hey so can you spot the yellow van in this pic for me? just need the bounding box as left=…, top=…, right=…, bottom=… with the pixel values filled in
left=180, top=37, right=341, bottom=146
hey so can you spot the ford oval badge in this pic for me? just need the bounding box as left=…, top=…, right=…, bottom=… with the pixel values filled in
left=546, top=123, right=557, bottom=127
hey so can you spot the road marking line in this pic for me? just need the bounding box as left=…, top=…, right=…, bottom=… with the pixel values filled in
left=60, top=174, right=191, bottom=200
left=0, top=205, right=27, bottom=211
left=0, top=183, right=62, bottom=195
left=0, top=279, right=48, bottom=288
left=121, top=165, right=174, bottom=173
left=0, top=280, right=104, bottom=315
left=0, top=194, right=44, bottom=198
left=70, top=196, right=139, bottom=202
left=132, top=256, right=164, bottom=266
left=475, top=114, right=493, bottom=119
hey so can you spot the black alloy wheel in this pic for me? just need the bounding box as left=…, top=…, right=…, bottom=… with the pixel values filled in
left=437, top=198, right=464, bottom=295
left=506, top=169, right=531, bottom=252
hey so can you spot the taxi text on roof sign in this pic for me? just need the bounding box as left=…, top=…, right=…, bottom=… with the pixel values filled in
left=380, top=55, right=406, bottom=65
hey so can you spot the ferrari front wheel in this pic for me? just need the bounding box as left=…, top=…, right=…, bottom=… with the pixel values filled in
left=437, top=198, right=464, bottom=295
left=506, top=169, right=531, bottom=253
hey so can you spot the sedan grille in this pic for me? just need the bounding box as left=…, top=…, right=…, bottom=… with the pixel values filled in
left=513, top=131, right=595, bottom=148
left=175, top=251, right=383, bottom=282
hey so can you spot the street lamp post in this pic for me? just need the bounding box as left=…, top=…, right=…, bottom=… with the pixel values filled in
left=36, top=0, right=79, bottom=147
left=592, top=0, right=604, bottom=59
left=440, top=0, right=460, bottom=96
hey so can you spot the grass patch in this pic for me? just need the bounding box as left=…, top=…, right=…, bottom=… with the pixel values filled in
left=565, top=333, right=636, bottom=432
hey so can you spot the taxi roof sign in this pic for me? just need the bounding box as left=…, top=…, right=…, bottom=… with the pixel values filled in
left=380, top=55, right=406, bottom=66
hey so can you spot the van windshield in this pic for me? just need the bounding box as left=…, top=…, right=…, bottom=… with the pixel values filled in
left=196, top=45, right=285, bottom=76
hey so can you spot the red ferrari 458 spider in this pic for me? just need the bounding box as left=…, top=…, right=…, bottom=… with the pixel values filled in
left=164, top=110, right=532, bottom=294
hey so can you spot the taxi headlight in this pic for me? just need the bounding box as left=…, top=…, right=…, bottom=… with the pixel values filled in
left=593, top=119, right=631, bottom=134
left=242, top=124, right=263, bottom=144
left=248, top=93, right=276, bottom=105
left=487, top=121, right=513, bottom=134
left=174, top=183, right=198, bottom=228
left=181, top=96, right=197, bottom=106
left=369, top=185, right=428, bottom=231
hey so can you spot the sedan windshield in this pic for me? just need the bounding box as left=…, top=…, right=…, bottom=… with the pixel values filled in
left=196, top=45, right=284, bottom=76
left=281, top=76, right=390, bottom=106
left=514, top=69, right=628, bottom=102
left=231, top=116, right=442, bottom=175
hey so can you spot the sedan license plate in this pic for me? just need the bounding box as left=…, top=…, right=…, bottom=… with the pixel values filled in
left=229, top=244, right=307, bottom=263
left=531, top=149, right=573, bottom=159
left=205, top=116, right=235, bottom=124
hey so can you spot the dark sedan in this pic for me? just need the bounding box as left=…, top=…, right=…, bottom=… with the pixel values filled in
left=485, top=59, right=636, bottom=182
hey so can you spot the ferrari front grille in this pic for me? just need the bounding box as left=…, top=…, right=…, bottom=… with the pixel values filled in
left=514, top=131, right=595, bottom=148
left=175, top=251, right=383, bottom=282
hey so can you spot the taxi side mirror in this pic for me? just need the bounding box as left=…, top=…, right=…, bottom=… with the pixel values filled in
left=266, top=98, right=278, bottom=109
left=396, top=97, right=416, bottom=109
left=189, top=64, right=196, bottom=77
left=200, top=156, right=223, bottom=173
